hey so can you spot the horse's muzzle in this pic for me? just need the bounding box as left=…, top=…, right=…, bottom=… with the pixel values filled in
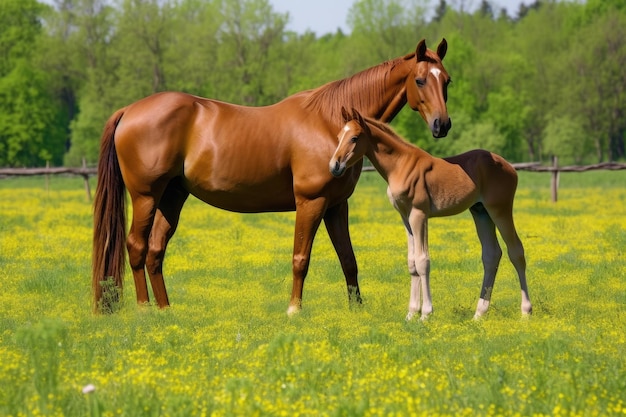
left=432, top=117, right=452, bottom=138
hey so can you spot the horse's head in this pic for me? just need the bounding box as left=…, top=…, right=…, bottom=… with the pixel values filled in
left=329, top=107, right=370, bottom=178
left=405, top=39, right=452, bottom=138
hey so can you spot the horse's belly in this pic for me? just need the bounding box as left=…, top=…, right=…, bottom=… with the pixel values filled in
left=184, top=176, right=296, bottom=213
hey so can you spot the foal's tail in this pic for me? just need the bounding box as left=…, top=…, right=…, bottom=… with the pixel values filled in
left=92, top=108, right=127, bottom=313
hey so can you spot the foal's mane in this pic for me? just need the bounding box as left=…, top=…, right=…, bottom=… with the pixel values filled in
left=303, top=53, right=414, bottom=124
left=361, top=114, right=420, bottom=153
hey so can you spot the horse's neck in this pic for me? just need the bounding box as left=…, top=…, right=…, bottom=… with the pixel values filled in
left=304, top=57, right=409, bottom=124
left=371, top=59, right=410, bottom=122
left=366, top=122, right=422, bottom=180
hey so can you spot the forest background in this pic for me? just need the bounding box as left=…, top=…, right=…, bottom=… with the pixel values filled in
left=1, top=0, right=624, bottom=168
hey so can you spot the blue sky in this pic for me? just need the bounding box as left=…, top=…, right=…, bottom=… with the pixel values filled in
left=270, top=0, right=527, bottom=35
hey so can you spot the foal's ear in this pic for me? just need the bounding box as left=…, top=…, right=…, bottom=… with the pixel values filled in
left=351, top=108, right=365, bottom=128
left=416, top=39, right=427, bottom=62
left=341, top=106, right=351, bottom=122
left=437, top=38, right=447, bottom=61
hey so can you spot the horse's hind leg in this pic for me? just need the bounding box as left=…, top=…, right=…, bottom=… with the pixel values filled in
left=323, top=201, right=361, bottom=305
left=470, top=203, right=503, bottom=318
left=127, top=193, right=158, bottom=305
left=146, top=179, right=189, bottom=308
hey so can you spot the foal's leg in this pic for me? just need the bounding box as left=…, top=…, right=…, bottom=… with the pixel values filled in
left=323, top=201, right=361, bottom=305
left=407, top=209, right=432, bottom=320
left=287, top=196, right=327, bottom=315
left=126, top=193, right=158, bottom=305
left=490, top=210, right=532, bottom=316
left=470, top=204, right=503, bottom=318
left=146, top=180, right=189, bottom=308
left=404, top=224, right=421, bottom=320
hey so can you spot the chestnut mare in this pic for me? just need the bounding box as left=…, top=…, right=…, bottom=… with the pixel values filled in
left=92, top=39, right=451, bottom=314
left=329, top=109, right=531, bottom=320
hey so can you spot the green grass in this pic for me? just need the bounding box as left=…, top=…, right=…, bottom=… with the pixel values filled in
left=0, top=170, right=625, bottom=416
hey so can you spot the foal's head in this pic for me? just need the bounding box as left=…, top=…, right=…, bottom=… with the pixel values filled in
left=329, top=108, right=370, bottom=178
left=406, top=39, right=452, bottom=138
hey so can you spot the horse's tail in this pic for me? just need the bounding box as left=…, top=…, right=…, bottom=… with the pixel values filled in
left=92, top=108, right=127, bottom=314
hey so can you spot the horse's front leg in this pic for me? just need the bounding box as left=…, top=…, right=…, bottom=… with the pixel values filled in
left=408, top=209, right=432, bottom=320
left=287, top=196, right=327, bottom=316
left=323, top=200, right=361, bottom=306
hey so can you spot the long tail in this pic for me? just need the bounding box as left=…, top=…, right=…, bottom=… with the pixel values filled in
left=92, top=108, right=127, bottom=313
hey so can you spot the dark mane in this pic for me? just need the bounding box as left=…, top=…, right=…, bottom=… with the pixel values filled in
left=303, top=53, right=415, bottom=125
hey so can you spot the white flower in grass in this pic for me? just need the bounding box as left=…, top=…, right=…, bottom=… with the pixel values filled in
left=82, top=384, right=96, bottom=394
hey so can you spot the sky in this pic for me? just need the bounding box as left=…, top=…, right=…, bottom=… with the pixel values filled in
left=270, top=0, right=526, bottom=35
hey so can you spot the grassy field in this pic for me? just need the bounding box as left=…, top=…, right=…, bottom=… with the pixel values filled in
left=0, top=170, right=625, bottom=416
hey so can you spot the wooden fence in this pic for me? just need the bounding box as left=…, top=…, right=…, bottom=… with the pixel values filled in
left=0, top=161, right=96, bottom=202
left=1, top=158, right=625, bottom=203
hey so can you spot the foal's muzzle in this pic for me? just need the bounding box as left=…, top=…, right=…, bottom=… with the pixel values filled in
left=329, top=160, right=346, bottom=178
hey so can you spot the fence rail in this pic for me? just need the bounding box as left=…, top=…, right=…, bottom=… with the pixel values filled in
left=0, top=167, right=96, bottom=176
left=1, top=160, right=625, bottom=203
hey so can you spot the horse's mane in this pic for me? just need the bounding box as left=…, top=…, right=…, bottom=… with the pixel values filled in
left=303, top=53, right=415, bottom=125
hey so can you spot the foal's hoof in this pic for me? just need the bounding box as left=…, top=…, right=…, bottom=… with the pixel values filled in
left=287, top=305, right=301, bottom=317
left=406, top=311, right=430, bottom=321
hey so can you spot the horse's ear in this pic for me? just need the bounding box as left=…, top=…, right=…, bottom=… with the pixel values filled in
left=416, top=39, right=427, bottom=62
left=341, top=106, right=351, bottom=122
left=437, top=38, right=447, bottom=61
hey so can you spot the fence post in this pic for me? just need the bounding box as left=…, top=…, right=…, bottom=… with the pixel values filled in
left=82, top=158, right=92, bottom=202
left=45, top=161, right=50, bottom=193
left=551, top=156, right=559, bottom=203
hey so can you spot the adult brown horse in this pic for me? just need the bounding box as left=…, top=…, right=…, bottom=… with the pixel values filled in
left=329, top=109, right=531, bottom=320
left=93, top=39, right=451, bottom=314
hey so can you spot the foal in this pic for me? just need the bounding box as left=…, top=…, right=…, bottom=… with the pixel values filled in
left=329, top=108, right=532, bottom=320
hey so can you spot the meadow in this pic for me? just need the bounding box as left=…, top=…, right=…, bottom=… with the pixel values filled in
left=0, top=170, right=625, bottom=416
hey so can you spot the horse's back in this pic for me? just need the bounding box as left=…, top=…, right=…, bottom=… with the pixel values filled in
left=111, top=91, right=343, bottom=212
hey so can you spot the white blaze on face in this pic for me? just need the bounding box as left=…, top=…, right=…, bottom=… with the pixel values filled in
left=430, top=68, right=442, bottom=81
left=338, top=124, right=351, bottom=145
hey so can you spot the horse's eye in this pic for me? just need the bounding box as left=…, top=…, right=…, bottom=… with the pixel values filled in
left=350, top=136, right=358, bottom=143
left=416, top=78, right=426, bottom=87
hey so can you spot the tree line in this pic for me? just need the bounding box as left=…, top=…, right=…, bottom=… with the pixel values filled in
left=1, top=0, right=624, bottom=168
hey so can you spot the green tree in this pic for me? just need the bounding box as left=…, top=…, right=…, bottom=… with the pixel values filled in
left=450, top=119, right=507, bottom=156
left=348, top=0, right=429, bottom=62
left=164, top=0, right=222, bottom=96
left=0, top=0, right=66, bottom=166
left=112, top=0, right=174, bottom=99
left=59, top=0, right=118, bottom=165
left=549, top=1, right=626, bottom=162
left=542, top=115, right=591, bottom=164
left=212, top=0, right=288, bottom=105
